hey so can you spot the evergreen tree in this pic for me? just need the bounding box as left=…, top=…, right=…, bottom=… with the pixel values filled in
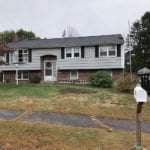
left=130, top=12, right=150, bottom=72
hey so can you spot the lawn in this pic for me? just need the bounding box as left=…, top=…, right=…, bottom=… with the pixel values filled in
left=0, top=83, right=150, bottom=149
left=0, top=122, right=150, bottom=150
left=0, top=83, right=150, bottom=121
left=0, top=83, right=150, bottom=120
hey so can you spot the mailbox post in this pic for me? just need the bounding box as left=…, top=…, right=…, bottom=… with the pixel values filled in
left=134, top=84, right=147, bottom=150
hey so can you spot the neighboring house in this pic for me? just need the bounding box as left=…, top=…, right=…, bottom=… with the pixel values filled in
left=0, top=34, right=124, bottom=83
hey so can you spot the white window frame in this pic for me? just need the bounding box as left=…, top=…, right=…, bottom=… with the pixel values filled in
left=18, top=49, right=29, bottom=63
left=65, top=48, right=72, bottom=59
left=99, top=46, right=116, bottom=57
left=18, top=71, right=29, bottom=80
left=99, top=46, right=107, bottom=57
left=65, top=47, right=81, bottom=59
left=70, top=70, right=79, bottom=80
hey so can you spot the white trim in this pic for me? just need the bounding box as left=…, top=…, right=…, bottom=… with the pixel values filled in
left=44, top=60, right=56, bottom=81
left=99, top=45, right=117, bottom=57
left=65, top=47, right=81, bottom=59
left=121, top=45, right=125, bottom=68
left=18, top=49, right=29, bottom=64
left=70, top=70, right=79, bottom=80
left=17, top=71, right=29, bottom=80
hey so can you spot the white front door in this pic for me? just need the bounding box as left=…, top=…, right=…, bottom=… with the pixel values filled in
left=44, top=61, right=54, bottom=81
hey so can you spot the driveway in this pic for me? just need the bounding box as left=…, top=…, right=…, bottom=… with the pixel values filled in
left=0, top=110, right=150, bottom=133
left=0, top=109, right=150, bottom=133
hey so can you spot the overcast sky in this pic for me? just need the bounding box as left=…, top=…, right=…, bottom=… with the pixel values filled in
left=0, top=0, right=150, bottom=38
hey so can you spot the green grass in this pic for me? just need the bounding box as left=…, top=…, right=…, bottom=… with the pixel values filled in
left=0, top=84, right=150, bottom=149
left=0, top=83, right=150, bottom=120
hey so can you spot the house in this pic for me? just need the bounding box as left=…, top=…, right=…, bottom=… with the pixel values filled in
left=0, top=34, right=124, bottom=83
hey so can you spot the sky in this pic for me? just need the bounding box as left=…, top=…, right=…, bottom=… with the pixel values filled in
left=0, top=0, right=150, bottom=38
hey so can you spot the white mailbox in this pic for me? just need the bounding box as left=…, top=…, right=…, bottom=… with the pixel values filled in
left=134, top=84, right=147, bottom=102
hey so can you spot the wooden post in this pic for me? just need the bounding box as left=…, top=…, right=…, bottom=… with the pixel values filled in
left=135, top=102, right=143, bottom=150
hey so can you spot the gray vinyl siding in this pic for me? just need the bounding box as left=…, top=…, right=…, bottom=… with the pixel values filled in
left=0, top=46, right=123, bottom=71
left=0, top=49, right=60, bottom=71
left=57, top=47, right=123, bottom=70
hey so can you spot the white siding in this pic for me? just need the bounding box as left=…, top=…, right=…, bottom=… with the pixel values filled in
left=57, top=47, right=123, bottom=69
left=0, top=46, right=124, bottom=71
left=0, top=49, right=60, bottom=71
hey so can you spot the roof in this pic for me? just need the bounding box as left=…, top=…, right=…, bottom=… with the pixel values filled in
left=138, top=67, right=150, bottom=75
left=8, top=34, right=124, bottom=49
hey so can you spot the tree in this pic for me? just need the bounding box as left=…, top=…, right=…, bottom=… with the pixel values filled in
left=0, top=29, right=39, bottom=44
left=129, top=12, right=150, bottom=72
left=62, top=26, right=80, bottom=37
left=0, top=42, right=14, bottom=64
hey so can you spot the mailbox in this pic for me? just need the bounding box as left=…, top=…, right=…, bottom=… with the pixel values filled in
left=134, top=84, right=147, bottom=102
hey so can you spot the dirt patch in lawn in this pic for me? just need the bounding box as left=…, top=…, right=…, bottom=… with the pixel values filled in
left=60, top=87, right=97, bottom=94
left=100, top=95, right=120, bottom=107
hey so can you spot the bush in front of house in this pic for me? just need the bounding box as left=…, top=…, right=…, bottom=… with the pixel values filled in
left=116, top=74, right=138, bottom=92
left=90, top=71, right=113, bottom=88
left=29, top=75, right=41, bottom=83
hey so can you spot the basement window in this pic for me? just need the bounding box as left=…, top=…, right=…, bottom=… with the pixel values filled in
left=18, top=71, right=29, bottom=80
left=70, top=70, right=78, bottom=80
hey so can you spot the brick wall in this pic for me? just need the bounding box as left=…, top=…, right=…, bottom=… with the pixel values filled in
left=57, top=69, right=124, bottom=82
left=112, top=69, right=124, bottom=80
left=30, top=70, right=42, bottom=80
left=57, top=70, right=70, bottom=81
left=3, top=69, right=124, bottom=83
left=4, top=71, right=16, bottom=83
left=3, top=70, right=42, bottom=83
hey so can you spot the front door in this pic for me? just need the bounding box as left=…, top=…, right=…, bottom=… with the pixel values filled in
left=44, top=61, right=53, bottom=81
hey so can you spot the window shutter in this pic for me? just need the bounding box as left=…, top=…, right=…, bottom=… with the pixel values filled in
left=117, top=44, right=121, bottom=57
left=6, top=53, right=9, bottom=64
left=81, top=46, right=85, bottom=58
left=95, top=45, right=99, bottom=58
left=61, top=47, right=65, bottom=59
left=28, top=49, right=32, bottom=62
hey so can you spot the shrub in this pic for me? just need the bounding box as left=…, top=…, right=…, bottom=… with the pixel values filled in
left=29, top=75, right=41, bottom=83
left=116, top=74, right=138, bottom=92
left=90, top=71, right=113, bottom=88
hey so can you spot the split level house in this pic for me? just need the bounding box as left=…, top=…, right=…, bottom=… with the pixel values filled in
left=0, top=34, right=124, bottom=83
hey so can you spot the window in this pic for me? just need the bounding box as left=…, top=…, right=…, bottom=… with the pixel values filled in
left=99, top=47, right=107, bottom=56
left=99, top=46, right=116, bottom=57
left=10, top=53, right=13, bottom=63
left=74, top=48, right=80, bottom=58
left=65, top=47, right=81, bottom=58
left=108, top=46, right=116, bottom=56
left=0, top=52, right=4, bottom=56
left=18, top=71, right=29, bottom=80
left=65, top=48, right=72, bottom=58
left=18, top=49, right=29, bottom=63
left=70, top=70, right=78, bottom=80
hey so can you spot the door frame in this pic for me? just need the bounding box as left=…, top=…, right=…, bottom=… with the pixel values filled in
left=44, top=60, right=54, bottom=81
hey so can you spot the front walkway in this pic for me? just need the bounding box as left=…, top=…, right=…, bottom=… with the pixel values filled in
left=0, top=109, right=150, bottom=133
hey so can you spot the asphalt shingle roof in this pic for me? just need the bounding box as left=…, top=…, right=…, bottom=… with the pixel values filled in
left=8, top=34, right=124, bottom=49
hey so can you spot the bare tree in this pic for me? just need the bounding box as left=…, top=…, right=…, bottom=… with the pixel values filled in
left=62, top=26, right=80, bottom=38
